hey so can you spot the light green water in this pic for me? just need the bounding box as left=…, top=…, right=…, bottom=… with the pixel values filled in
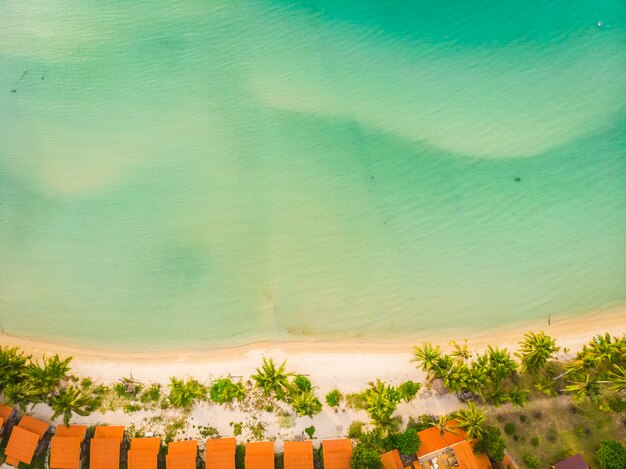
left=1, top=1, right=625, bottom=351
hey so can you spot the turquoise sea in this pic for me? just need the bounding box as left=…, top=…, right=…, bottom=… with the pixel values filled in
left=0, top=1, right=625, bottom=351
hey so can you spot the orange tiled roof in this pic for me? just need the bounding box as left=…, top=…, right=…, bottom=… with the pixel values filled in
left=453, top=441, right=492, bottom=469
left=94, top=426, right=125, bottom=442
left=89, top=438, right=121, bottom=469
left=322, top=439, right=352, bottom=469
left=0, top=417, right=4, bottom=431
left=416, top=422, right=466, bottom=457
left=245, top=441, right=274, bottom=469
left=284, top=441, right=313, bottom=469
left=128, top=437, right=161, bottom=469
left=166, top=440, right=197, bottom=469
left=49, top=436, right=82, bottom=469
left=381, top=449, right=403, bottom=469
left=4, top=426, right=40, bottom=466
left=0, top=404, right=13, bottom=423
left=17, top=415, right=49, bottom=439
left=56, top=425, right=87, bottom=439
left=131, top=437, right=161, bottom=453
left=205, top=438, right=236, bottom=469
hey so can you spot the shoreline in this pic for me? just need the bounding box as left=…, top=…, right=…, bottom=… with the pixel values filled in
left=0, top=307, right=623, bottom=368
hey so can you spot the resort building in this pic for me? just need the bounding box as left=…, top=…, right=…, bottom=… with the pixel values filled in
left=0, top=404, right=17, bottom=438
left=90, top=426, right=125, bottom=469
left=166, top=439, right=198, bottom=469
left=244, top=441, right=275, bottom=469
left=205, top=437, right=236, bottom=469
left=552, top=454, right=589, bottom=469
left=283, top=440, right=314, bottom=469
left=322, top=439, right=353, bottom=469
left=381, top=449, right=414, bottom=469
left=413, top=423, right=492, bottom=469
left=3, top=415, right=49, bottom=467
left=128, top=437, right=161, bottom=469
left=49, top=424, right=87, bottom=469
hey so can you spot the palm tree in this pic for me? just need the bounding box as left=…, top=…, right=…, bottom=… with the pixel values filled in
left=168, top=377, right=207, bottom=409
left=485, top=346, right=517, bottom=382
left=27, top=354, right=72, bottom=394
left=251, top=358, right=293, bottom=401
left=453, top=402, right=487, bottom=439
left=0, top=346, right=30, bottom=391
left=583, top=333, right=620, bottom=366
left=49, top=386, right=92, bottom=426
left=485, top=382, right=510, bottom=407
left=564, top=373, right=603, bottom=404
left=507, top=386, right=529, bottom=408
left=516, top=332, right=560, bottom=374
left=534, top=376, right=557, bottom=397
left=608, top=364, right=626, bottom=392
left=363, top=380, right=402, bottom=433
left=450, top=340, right=472, bottom=363
left=291, top=390, right=322, bottom=418
left=425, top=414, right=459, bottom=436
left=3, top=381, right=44, bottom=411
left=412, top=343, right=443, bottom=375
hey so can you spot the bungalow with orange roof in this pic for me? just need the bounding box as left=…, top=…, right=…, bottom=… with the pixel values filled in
left=128, top=437, right=161, bottom=469
left=322, top=439, right=352, bottom=469
left=49, top=425, right=87, bottom=469
left=166, top=440, right=198, bottom=469
left=413, top=421, right=492, bottom=469
left=205, top=437, right=236, bottom=469
left=90, top=426, right=125, bottom=469
left=283, top=441, right=313, bottom=469
left=3, top=415, right=50, bottom=467
left=0, top=404, right=17, bottom=439
left=381, top=449, right=415, bottom=469
left=245, top=441, right=274, bottom=469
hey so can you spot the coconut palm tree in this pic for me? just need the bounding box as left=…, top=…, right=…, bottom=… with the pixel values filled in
left=583, top=333, right=620, bottom=366
left=534, top=376, right=557, bottom=397
left=412, top=343, right=443, bottom=375
left=453, top=402, right=487, bottom=439
left=516, top=332, right=560, bottom=374
left=485, top=382, right=510, bottom=407
left=251, top=358, right=293, bottom=401
left=168, top=377, right=207, bottom=409
left=486, top=346, right=517, bottom=382
left=507, top=386, right=529, bottom=408
left=450, top=340, right=472, bottom=363
left=608, top=364, right=626, bottom=392
left=564, top=373, right=603, bottom=404
left=426, top=414, right=459, bottom=436
left=363, top=380, right=402, bottom=432
left=49, top=386, right=93, bottom=426
left=291, top=390, right=322, bottom=418
left=0, top=346, right=30, bottom=391
left=27, top=354, right=72, bottom=394
left=3, top=380, right=44, bottom=411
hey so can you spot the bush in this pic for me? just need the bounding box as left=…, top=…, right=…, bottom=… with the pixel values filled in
left=140, top=384, right=162, bottom=404
left=504, top=422, right=516, bottom=435
left=304, top=426, right=315, bottom=439
left=346, top=392, right=368, bottom=410
left=596, top=440, right=626, bottom=469
left=474, top=426, right=505, bottom=462
left=519, top=414, right=527, bottom=423
left=530, top=436, right=539, bottom=447
left=210, top=377, right=245, bottom=404
left=293, top=375, right=313, bottom=392
left=393, top=428, right=421, bottom=455
left=575, top=425, right=588, bottom=439
left=325, top=389, right=343, bottom=408
left=398, top=380, right=421, bottom=402
left=168, top=377, right=206, bottom=409
left=406, top=415, right=435, bottom=432
left=348, top=421, right=365, bottom=439
left=351, top=443, right=383, bottom=469
left=230, top=422, right=243, bottom=436
left=523, top=455, right=539, bottom=468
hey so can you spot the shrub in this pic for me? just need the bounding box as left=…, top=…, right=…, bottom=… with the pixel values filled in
left=474, top=426, right=505, bottom=462
left=199, top=425, right=219, bottom=439
left=140, top=384, right=162, bottom=404
left=596, top=440, right=626, bottom=469
left=346, top=392, right=368, bottom=410
left=291, top=390, right=322, bottom=417
left=393, top=428, right=421, bottom=455
left=546, top=429, right=557, bottom=442
left=168, top=377, right=206, bottom=409
left=575, top=425, right=587, bottom=439
left=530, top=436, right=539, bottom=447
left=230, top=422, right=243, bottom=436
left=293, top=375, right=312, bottom=392
left=398, top=380, right=421, bottom=402
left=351, top=443, right=383, bottom=469
left=210, top=377, right=245, bottom=404
left=304, top=426, right=315, bottom=439
left=504, top=422, right=516, bottom=435
left=523, top=455, right=539, bottom=469
left=325, top=389, right=343, bottom=408
left=519, top=414, right=527, bottom=423
left=123, top=404, right=142, bottom=413
left=348, top=421, right=365, bottom=439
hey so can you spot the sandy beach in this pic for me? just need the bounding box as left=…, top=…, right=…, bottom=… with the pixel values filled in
left=0, top=307, right=623, bottom=449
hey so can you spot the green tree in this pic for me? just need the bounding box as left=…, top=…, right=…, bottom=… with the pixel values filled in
left=596, top=440, right=626, bottom=469
left=0, top=346, right=30, bottom=391
left=453, top=402, right=486, bottom=439
left=393, top=428, right=421, bottom=455
left=209, top=377, right=245, bottom=404
left=565, top=373, right=602, bottom=404
left=168, top=377, right=206, bottom=409
left=27, top=354, right=72, bottom=394
left=412, top=343, right=443, bottom=375
left=363, top=380, right=402, bottom=433
left=49, top=386, right=93, bottom=426
left=398, top=381, right=421, bottom=403
left=507, top=386, right=529, bottom=409
left=351, top=443, right=382, bottom=469
left=485, top=346, right=517, bottom=382
left=534, top=376, right=558, bottom=397
left=325, top=389, right=343, bottom=408
left=516, top=332, right=560, bottom=374
left=291, top=390, right=322, bottom=417
left=292, top=375, right=312, bottom=392
left=608, top=365, right=626, bottom=392
left=3, top=380, right=44, bottom=411
left=251, top=358, right=293, bottom=401
left=474, top=426, right=505, bottom=462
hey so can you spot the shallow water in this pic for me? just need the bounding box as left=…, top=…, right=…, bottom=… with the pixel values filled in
left=1, top=1, right=625, bottom=350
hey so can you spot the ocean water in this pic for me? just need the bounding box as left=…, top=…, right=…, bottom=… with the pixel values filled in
left=0, top=0, right=625, bottom=351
